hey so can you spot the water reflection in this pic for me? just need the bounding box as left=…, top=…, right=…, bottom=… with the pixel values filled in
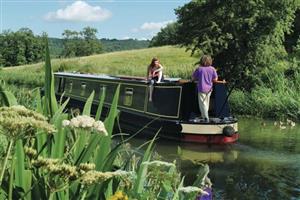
left=125, top=117, right=300, bottom=199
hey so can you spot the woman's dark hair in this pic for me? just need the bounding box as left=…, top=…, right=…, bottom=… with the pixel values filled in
left=200, top=55, right=212, bottom=66
left=149, top=57, right=159, bottom=67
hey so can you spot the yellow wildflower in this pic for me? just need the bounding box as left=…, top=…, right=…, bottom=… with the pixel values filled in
left=109, top=191, right=128, bottom=200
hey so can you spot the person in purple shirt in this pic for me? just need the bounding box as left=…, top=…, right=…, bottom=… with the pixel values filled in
left=192, top=55, right=226, bottom=121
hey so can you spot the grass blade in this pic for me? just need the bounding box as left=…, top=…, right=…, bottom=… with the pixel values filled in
left=82, top=91, right=95, bottom=116
left=133, top=130, right=160, bottom=195
left=95, top=88, right=106, bottom=121
left=0, top=82, right=18, bottom=106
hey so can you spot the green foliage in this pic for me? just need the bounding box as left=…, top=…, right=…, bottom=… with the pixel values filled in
left=0, top=40, right=211, bottom=200
left=0, top=81, right=18, bottom=106
left=49, top=37, right=149, bottom=57
left=149, top=22, right=179, bottom=47
left=0, top=28, right=44, bottom=67
left=0, top=27, right=148, bottom=67
left=101, top=38, right=149, bottom=52
left=61, top=26, right=102, bottom=57
left=0, top=134, right=7, bottom=158
left=175, top=0, right=298, bottom=89
left=284, top=7, right=300, bottom=53
left=230, top=68, right=300, bottom=120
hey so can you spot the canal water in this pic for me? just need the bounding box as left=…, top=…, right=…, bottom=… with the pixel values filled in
left=128, top=117, right=300, bottom=200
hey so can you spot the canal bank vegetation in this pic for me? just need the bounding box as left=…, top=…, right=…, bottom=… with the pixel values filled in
left=0, top=42, right=211, bottom=200
left=1, top=0, right=300, bottom=122
left=1, top=45, right=300, bottom=121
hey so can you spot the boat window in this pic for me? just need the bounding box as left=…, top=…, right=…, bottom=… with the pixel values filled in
left=68, top=81, right=73, bottom=93
left=124, top=88, right=133, bottom=106
left=80, top=82, right=86, bottom=96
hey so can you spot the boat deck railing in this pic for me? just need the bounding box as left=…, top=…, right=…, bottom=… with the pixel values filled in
left=54, top=72, right=185, bottom=84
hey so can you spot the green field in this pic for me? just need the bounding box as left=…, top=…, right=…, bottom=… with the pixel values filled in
left=0, top=46, right=199, bottom=87
left=1, top=45, right=299, bottom=120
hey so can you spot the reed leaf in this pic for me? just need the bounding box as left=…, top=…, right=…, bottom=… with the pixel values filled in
left=172, top=178, right=184, bottom=200
left=73, top=91, right=95, bottom=161
left=95, top=85, right=120, bottom=170
left=44, top=37, right=58, bottom=117
left=95, top=88, right=106, bottom=121
left=51, top=97, right=70, bottom=123
left=51, top=114, right=68, bottom=158
left=158, top=164, right=177, bottom=200
left=82, top=90, right=95, bottom=115
left=0, top=82, right=18, bottom=106
left=34, top=89, right=43, bottom=114
left=192, top=164, right=210, bottom=187
left=50, top=73, right=59, bottom=114
left=76, top=86, right=119, bottom=165
left=133, top=130, right=159, bottom=195
left=14, top=140, right=32, bottom=200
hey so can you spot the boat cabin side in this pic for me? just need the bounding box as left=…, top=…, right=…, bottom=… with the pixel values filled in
left=54, top=72, right=232, bottom=121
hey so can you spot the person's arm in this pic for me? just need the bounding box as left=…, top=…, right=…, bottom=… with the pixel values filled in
left=152, top=65, right=163, bottom=74
left=152, top=65, right=164, bottom=83
left=212, top=67, right=226, bottom=84
left=213, top=78, right=226, bottom=84
left=192, top=68, right=198, bottom=81
left=147, top=66, right=151, bottom=80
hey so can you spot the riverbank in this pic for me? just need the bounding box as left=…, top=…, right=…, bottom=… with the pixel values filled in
left=1, top=46, right=299, bottom=121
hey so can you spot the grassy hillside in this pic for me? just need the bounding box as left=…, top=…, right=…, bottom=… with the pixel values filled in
left=0, top=46, right=199, bottom=87
left=1, top=45, right=300, bottom=120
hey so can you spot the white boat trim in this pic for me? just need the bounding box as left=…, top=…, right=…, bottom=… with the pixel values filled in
left=181, top=122, right=238, bottom=135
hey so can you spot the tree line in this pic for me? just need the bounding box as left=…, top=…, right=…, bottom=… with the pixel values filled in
left=150, top=0, right=300, bottom=89
left=0, top=27, right=149, bottom=67
left=0, top=28, right=44, bottom=67
left=0, top=27, right=101, bottom=67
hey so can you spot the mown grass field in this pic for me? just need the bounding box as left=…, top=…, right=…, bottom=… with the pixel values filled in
left=0, top=46, right=199, bottom=87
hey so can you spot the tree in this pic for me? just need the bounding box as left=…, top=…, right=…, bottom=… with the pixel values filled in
left=149, top=22, right=179, bottom=47
left=0, top=28, right=44, bottom=67
left=80, top=27, right=102, bottom=56
left=61, top=27, right=102, bottom=57
left=175, top=0, right=297, bottom=89
left=62, top=30, right=80, bottom=57
left=284, top=9, right=300, bottom=52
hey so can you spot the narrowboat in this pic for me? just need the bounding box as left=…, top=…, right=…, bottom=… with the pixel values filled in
left=54, top=72, right=238, bottom=144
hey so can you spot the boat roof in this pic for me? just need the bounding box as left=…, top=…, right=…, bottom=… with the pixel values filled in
left=54, top=72, right=183, bottom=83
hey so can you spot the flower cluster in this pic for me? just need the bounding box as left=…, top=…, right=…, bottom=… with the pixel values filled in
left=62, top=115, right=108, bottom=136
left=109, top=191, right=128, bottom=200
left=32, top=156, right=79, bottom=181
left=30, top=155, right=134, bottom=185
left=0, top=106, right=55, bottom=139
left=24, top=147, right=37, bottom=159
left=80, top=170, right=135, bottom=185
left=79, top=163, right=96, bottom=172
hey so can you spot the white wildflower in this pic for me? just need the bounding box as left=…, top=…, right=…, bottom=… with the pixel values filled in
left=62, top=120, right=70, bottom=127
left=93, top=121, right=108, bottom=136
left=70, top=117, right=80, bottom=127
left=63, top=115, right=108, bottom=135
